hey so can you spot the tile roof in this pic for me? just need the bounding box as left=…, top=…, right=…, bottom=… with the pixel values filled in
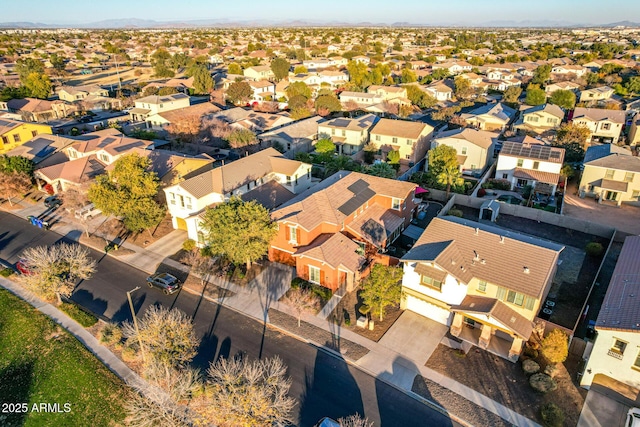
left=521, top=103, right=565, bottom=119
left=293, top=232, right=365, bottom=273
left=259, top=116, right=325, bottom=143
left=241, top=180, right=295, bottom=210
left=345, top=203, right=405, bottom=248
left=156, top=102, right=221, bottom=123
left=36, top=154, right=106, bottom=183
left=585, top=153, right=640, bottom=173
left=402, top=217, right=563, bottom=299
left=272, top=171, right=417, bottom=232
left=461, top=103, right=516, bottom=124
left=596, top=236, right=640, bottom=332
left=597, top=179, right=629, bottom=192
left=320, top=114, right=379, bottom=132
left=583, top=144, right=630, bottom=163
left=513, top=168, right=561, bottom=186
left=434, top=128, right=498, bottom=149
left=572, top=107, right=625, bottom=124
left=370, top=118, right=432, bottom=140
left=451, top=295, right=534, bottom=339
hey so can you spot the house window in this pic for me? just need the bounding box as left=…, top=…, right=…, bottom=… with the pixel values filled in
left=309, top=265, right=321, bottom=284
left=391, top=197, right=401, bottom=210
left=12, top=133, right=21, bottom=143
left=288, top=226, right=298, bottom=244
left=461, top=147, right=467, bottom=155
left=632, top=190, right=640, bottom=200
left=517, top=159, right=524, bottom=167
left=392, top=137, right=398, bottom=144
left=405, top=154, right=411, bottom=160
left=331, top=129, right=335, bottom=135
left=611, top=339, right=627, bottom=355
left=69, top=149, right=77, bottom=159
left=634, top=350, right=640, bottom=370
left=406, top=139, right=412, bottom=145
left=185, top=196, right=192, bottom=209
left=605, top=169, right=615, bottom=179
left=375, top=135, right=380, bottom=141
left=601, top=123, right=611, bottom=131
left=524, top=296, right=535, bottom=310
left=421, top=275, right=442, bottom=291
left=625, top=172, right=635, bottom=183
left=547, top=117, right=556, bottom=124
left=31, top=130, right=38, bottom=137
left=502, top=173, right=508, bottom=179
left=506, top=290, right=525, bottom=306
left=169, top=193, right=176, bottom=205
left=477, top=280, right=487, bottom=293
left=342, top=130, right=346, bottom=136
left=159, top=104, right=164, bottom=108
left=197, top=231, right=205, bottom=245
left=99, top=153, right=109, bottom=162
left=528, top=116, right=539, bottom=123
left=533, top=161, right=540, bottom=170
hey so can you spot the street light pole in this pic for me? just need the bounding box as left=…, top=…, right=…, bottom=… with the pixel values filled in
left=126, top=286, right=146, bottom=363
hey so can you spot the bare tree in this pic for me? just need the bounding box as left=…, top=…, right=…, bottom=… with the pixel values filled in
left=0, top=171, right=32, bottom=206
left=122, top=305, right=199, bottom=368
left=195, top=356, right=295, bottom=427
left=165, top=114, right=202, bottom=144
left=21, top=243, right=96, bottom=303
left=281, top=287, right=320, bottom=327
left=339, top=414, right=374, bottom=427
left=201, top=117, right=232, bottom=145
left=181, top=250, right=216, bottom=287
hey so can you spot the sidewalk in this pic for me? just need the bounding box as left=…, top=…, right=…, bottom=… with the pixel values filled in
left=2, top=199, right=540, bottom=427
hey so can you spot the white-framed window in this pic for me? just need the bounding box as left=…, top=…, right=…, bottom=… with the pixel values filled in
left=185, top=196, right=192, bottom=210
left=632, top=190, right=640, bottom=200
left=477, top=280, right=487, bottom=293
left=605, top=169, right=615, bottom=179
left=611, top=339, right=627, bottom=355
left=533, top=161, right=540, bottom=170
left=502, top=173, right=508, bottom=179
left=421, top=275, right=442, bottom=291
left=601, top=123, right=611, bottom=130
left=392, top=137, right=398, bottom=144
left=309, top=265, right=320, bottom=284
left=375, top=135, right=380, bottom=141
left=634, top=350, right=640, bottom=370
left=169, top=192, right=176, bottom=205
left=625, top=172, right=634, bottom=183
left=517, top=159, right=523, bottom=167
left=392, top=197, right=401, bottom=210
left=406, top=139, right=412, bottom=145
left=288, top=226, right=298, bottom=244
left=461, top=147, right=467, bottom=155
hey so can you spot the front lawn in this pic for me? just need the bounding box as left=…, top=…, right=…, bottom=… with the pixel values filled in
left=0, top=289, right=130, bottom=427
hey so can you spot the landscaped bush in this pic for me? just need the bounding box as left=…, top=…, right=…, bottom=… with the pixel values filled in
left=540, top=402, right=565, bottom=427
left=481, top=178, right=511, bottom=190
left=522, top=359, right=540, bottom=375
left=0, top=268, right=14, bottom=277
left=59, top=302, right=98, bottom=327
left=477, top=188, right=487, bottom=197
left=448, top=209, right=463, bottom=217
left=182, top=239, right=196, bottom=252
left=585, top=242, right=604, bottom=257
left=121, top=345, right=138, bottom=362
left=544, top=364, right=557, bottom=377
left=529, top=373, right=557, bottom=393
left=523, top=345, right=539, bottom=359
left=98, top=323, right=123, bottom=346
left=291, top=277, right=333, bottom=303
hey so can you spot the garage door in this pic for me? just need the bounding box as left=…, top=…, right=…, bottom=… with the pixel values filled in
left=405, top=295, right=451, bottom=325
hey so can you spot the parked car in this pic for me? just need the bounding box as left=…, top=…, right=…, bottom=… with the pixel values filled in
left=74, top=203, right=102, bottom=220
left=16, top=259, right=33, bottom=275
left=627, top=408, right=640, bottom=427
left=146, top=273, right=181, bottom=295
left=44, top=195, right=62, bottom=209
left=315, top=418, right=340, bottom=427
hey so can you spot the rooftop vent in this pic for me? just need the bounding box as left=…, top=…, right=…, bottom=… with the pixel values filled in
left=473, top=250, right=479, bottom=261
left=523, top=267, right=530, bottom=274
left=500, top=236, right=505, bottom=244
left=475, top=227, right=479, bottom=235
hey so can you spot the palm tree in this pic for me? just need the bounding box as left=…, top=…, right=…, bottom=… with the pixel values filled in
left=437, top=164, right=464, bottom=199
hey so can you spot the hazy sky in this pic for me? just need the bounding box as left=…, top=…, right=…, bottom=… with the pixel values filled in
left=3, top=0, right=638, bottom=25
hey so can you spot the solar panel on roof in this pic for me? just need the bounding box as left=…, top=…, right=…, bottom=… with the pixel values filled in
left=347, top=179, right=369, bottom=194
left=331, top=119, right=350, bottom=128
left=338, top=183, right=375, bottom=216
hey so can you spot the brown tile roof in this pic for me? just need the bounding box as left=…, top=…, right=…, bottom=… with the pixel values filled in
left=434, top=128, right=497, bottom=149
left=293, top=233, right=365, bottom=273
left=156, top=102, right=221, bottom=123
left=597, top=179, right=629, bottom=193
left=596, top=236, right=640, bottom=332
left=414, top=263, right=448, bottom=283
left=0, top=117, right=21, bottom=135
left=272, top=171, right=417, bottom=231
left=572, top=107, right=625, bottom=124
left=513, top=168, right=561, bottom=186
left=345, top=203, right=405, bottom=248
left=402, top=217, right=563, bottom=299
left=452, top=295, right=534, bottom=339
left=36, top=154, right=106, bottom=184
left=370, top=118, right=432, bottom=140
left=240, top=180, right=295, bottom=210
left=585, top=153, right=640, bottom=173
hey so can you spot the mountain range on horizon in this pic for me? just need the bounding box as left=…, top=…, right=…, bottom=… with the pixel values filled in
left=0, top=18, right=639, bottom=29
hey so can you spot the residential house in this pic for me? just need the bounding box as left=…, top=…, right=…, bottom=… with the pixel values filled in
left=140, top=77, right=195, bottom=95
left=423, top=81, right=453, bottom=102
left=57, top=84, right=109, bottom=102
left=317, top=114, right=379, bottom=155
left=35, top=154, right=107, bottom=194
left=369, top=118, right=434, bottom=165
left=4, top=133, right=76, bottom=164
left=513, top=104, right=565, bottom=135
left=580, top=236, right=640, bottom=389
left=579, top=144, right=640, bottom=206
left=551, top=64, right=586, bottom=78
left=7, top=98, right=76, bottom=123
left=0, top=118, right=52, bottom=154
left=570, top=107, right=625, bottom=144
left=258, top=116, right=325, bottom=159
left=460, top=103, right=516, bottom=132
left=366, top=85, right=410, bottom=105
left=317, top=70, right=349, bottom=87
left=431, top=128, right=498, bottom=176
left=339, top=91, right=384, bottom=109
left=400, top=216, right=564, bottom=361
left=163, top=147, right=312, bottom=243
left=270, top=171, right=418, bottom=291
left=495, top=141, right=565, bottom=195
left=129, top=93, right=190, bottom=123
left=629, top=117, right=640, bottom=146
left=431, top=61, right=472, bottom=75
left=544, top=81, right=580, bottom=95
left=353, top=55, right=371, bottom=65
left=243, top=65, right=275, bottom=81
left=146, top=102, right=221, bottom=131
left=579, top=86, right=615, bottom=104
left=248, top=80, right=276, bottom=103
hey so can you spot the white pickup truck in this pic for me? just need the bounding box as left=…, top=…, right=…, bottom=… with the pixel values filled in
left=74, top=203, right=102, bottom=220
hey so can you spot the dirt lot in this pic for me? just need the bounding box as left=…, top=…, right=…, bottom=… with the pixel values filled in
left=425, top=344, right=586, bottom=426
left=329, top=287, right=404, bottom=342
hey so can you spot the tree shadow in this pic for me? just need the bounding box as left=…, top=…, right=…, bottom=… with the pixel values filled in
left=109, top=292, right=147, bottom=324
left=0, top=360, right=34, bottom=427
left=297, top=349, right=364, bottom=427
left=70, top=288, right=109, bottom=320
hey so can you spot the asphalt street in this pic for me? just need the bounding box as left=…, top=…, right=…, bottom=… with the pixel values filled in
left=0, top=212, right=458, bottom=427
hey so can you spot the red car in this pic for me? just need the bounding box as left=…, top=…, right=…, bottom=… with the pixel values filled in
left=16, top=259, right=33, bottom=275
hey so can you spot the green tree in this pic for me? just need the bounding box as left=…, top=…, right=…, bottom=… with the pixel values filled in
left=549, top=89, right=576, bottom=110
left=405, top=85, right=437, bottom=109
left=314, top=94, right=342, bottom=115
left=15, top=58, right=44, bottom=83
left=150, top=48, right=174, bottom=78
left=554, top=122, right=590, bottom=161
left=360, top=264, right=402, bottom=321
left=270, top=57, right=290, bottom=81
left=286, top=81, right=311, bottom=100
left=541, top=329, right=569, bottom=365
left=347, top=60, right=369, bottom=89
left=49, top=53, right=66, bottom=72
left=503, top=86, right=522, bottom=104
left=315, top=138, right=336, bottom=155
left=364, top=162, right=396, bottom=179
left=293, top=65, right=308, bottom=74
left=430, top=68, right=450, bottom=81
left=226, top=81, right=253, bottom=105
left=400, top=68, right=417, bottom=84
left=437, top=164, right=464, bottom=199
left=532, top=64, right=552, bottom=85
left=525, top=84, right=546, bottom=106
left=454, top=76, right=474, bottom=100
left=0, top=155, right=34, bottom=176
left=428, top=144, right=459, bottom=178
left=227, top=62, right=243, bottom=75
left=200, top=197, right=278, bottom=270
left=189, top=64, right=214, bottom=94
left=24, top=72, right=52, bottom=99
left=88, top=153, right=165, bottom=234
left=386, top=150, right=400, bottom=165
left=226, top=128, right=257, bottom=148
left=290, top=106, right=312, bottom=120
left=625, top=76, right=640, bottom=95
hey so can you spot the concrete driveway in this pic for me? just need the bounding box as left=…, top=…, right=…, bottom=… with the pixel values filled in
left=578, top=384, right=631, bottom=427
left=378, top=311, right=449, bottom=366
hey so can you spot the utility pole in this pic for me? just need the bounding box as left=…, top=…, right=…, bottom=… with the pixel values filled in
left=126, top=286, right=146, bottom=363
left=113, top=53, right=122, bottom=92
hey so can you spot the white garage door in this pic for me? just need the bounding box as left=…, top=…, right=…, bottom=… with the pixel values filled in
left=405, top=295, right=451, bottom=325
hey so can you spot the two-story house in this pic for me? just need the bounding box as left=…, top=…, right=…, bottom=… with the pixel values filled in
left=513, top=104, right=565, bottom=135
left=495, top=141, right=565, bottom=195
left=423, top=81, right=453, bottom=102
left=7, top=98, right=77, bottom=123
left=317, top=114, right=379, bottom=155
left=570, top=107, right=625, bottom=144
left=129, top=93, right=190, bottom=123
left=248, top=80, right=276, bottom=103
left=579, top=86, right=614, bottom=105
left=164, top=148, right=313, bottom=243
left=0, top=118, right=52, bottom=155
left=258, top=116, right=325, bottom=159
left=369, top=118, right=434, bottom=165
left=57, top=84, right=109, bottom=102
left=270, top=171, right=418, bottom=291
left=460, top=103, right=516, bottom=132
left=339, top=91, right=384, bottom=109
left=366, top=85, right=410, bottom=104
left=431, top=128, right=498, bottom=176
left=243, top=65, right=275, bottom=81
left=580, top=236, right=640, bottom=389
left=146, top=102, right=220, bottom=131
left=401, top=216, right=564, bottom=361
left=579, top=144, right=640, bottom=206
left=544, top=81, right=580, bottom=95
